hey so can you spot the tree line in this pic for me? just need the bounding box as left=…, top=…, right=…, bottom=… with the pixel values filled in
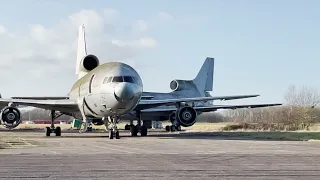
left=215, top=85, right=320, bottom=131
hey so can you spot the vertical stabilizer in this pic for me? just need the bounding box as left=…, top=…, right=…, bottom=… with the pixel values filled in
left=76, top=24, right=88, bottom=79
left=193, top=57, right=214, bottom=93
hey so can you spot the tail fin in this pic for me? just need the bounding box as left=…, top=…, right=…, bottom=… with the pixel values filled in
left=76, top=24, right=88, bottom=78
left=192, top=57, right=214, bottom=93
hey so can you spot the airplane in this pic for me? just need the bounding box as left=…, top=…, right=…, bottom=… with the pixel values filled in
left=0, top=25, right=282, bottom=139
left=114, top=57, right=282, bottom=132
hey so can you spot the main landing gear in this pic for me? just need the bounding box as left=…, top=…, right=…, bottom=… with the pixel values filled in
left=45, top=110, right=62, bottom=136
left=125, top=111, right=148, bottom=137
left=165, top=124, right=182, bottom=132
left=107, top=116, right=120, bottom=139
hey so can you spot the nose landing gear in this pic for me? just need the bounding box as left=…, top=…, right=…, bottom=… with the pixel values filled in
left=107, top=116, right=120, bottom=139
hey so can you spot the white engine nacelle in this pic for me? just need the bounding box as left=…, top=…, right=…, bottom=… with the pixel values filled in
left=170, top=80, right=188, bottom=91
left=0, top=106, right=22, bottom=129
left=79, top=54, right=100, bottom=72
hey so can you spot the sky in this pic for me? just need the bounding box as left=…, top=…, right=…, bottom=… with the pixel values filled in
left=0, top=0, right=319, bottom=106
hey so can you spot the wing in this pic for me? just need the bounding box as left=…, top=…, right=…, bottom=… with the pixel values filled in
left=0, top=98, right=79, bottom=112
left=11, top=96, right=70, bottom=100
left=135, top=94, right=260, bottom=110
left=140, top=103, right=282, bottom=117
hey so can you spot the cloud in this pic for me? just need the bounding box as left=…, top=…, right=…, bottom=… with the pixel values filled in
left=0, top=25, right=6, bottom=34
left=132, top=20, right=150, bottom=33
left=158, top=12, right=173, bottom=21
left=0, top=9, right=158, bottom=97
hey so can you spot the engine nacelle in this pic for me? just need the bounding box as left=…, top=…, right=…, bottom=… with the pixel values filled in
left=176, top=106, right=197, bottom=127
left=80, top=54, right=100, bottom=72
left=0, top=107, right=22, bottom=129
left=170, top=80, right=188, bottom=91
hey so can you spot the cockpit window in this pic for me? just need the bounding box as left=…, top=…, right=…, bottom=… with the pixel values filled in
left=112, top=76, right=123, bottom=82
left=123, top=76, right=134, bottom=83
left=132, top=76, right=141, bottom=84
left=103, top=77, right=113, bottom=84
left=103, top=76, right=137, bottom=84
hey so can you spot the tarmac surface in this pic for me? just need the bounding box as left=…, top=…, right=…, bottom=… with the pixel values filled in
left=1, top=130, right=320, bottom=180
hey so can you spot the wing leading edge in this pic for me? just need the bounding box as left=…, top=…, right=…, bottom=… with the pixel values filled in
left=140, top=103, right=282, bottom=117
left=135, top=94, right=260, bottom=110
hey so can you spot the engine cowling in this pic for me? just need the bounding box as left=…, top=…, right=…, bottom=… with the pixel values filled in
left=170, top=80, right=187, bottom=91
left=0, top=107, right=22, bottom=129
left=176, top=106, right=197, bottom=127
left=80, top=54, right=100, bottom=72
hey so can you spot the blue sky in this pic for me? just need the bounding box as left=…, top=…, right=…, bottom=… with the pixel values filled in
left=0, top=0, right=319, bottom=105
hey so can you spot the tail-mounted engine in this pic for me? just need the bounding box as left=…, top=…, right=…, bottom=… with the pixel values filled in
left=175, top=106, right=198, bottom=127
left=80, top=54, right=100, bottom=72
left=0, top=107, right=22, bottom=129
left=170, top=79, right=195, bottom=92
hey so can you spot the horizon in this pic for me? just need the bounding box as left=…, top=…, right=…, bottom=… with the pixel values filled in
left=0, top=0, right=319, bottom=106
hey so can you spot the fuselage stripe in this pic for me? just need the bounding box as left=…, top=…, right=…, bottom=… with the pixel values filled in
left=83, top=97, right=99, bottom=116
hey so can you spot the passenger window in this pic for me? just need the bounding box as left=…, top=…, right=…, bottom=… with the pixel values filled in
left=112, top=76, right=123, bottom=82
left=123, top=76, right=134, bottom=83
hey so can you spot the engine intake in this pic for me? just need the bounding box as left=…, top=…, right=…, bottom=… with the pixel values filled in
left=80, top=54, right=100, bottom=72
left=0, top=107, right=22, bottom=129
left=170, top=80, right=187, bottom=91
left=176, top=106, right=197, bottom=127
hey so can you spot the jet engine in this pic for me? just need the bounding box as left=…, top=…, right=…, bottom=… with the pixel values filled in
left=0, top=107, right=22, bottom=129
left=170, top=80, right=188, bottom=91
left=80, top=54, right=100, bottom=72
left=175, top=106, right=197, bottom=127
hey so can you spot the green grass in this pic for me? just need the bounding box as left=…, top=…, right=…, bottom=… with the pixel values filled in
left=201, top=131, right=320, bottom=141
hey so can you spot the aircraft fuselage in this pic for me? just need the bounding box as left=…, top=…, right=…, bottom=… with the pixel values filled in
left=68, top=62, right=143, bottom=119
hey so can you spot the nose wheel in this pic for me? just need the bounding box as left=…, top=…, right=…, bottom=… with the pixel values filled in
left=108, top=116, right=120, bottom=139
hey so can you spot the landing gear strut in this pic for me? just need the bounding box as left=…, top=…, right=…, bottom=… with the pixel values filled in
left=45, top=110, right=62, bottom=136
left=108, top=116, right=120, bottom=139
left=129, top=111, right=148, bottom=137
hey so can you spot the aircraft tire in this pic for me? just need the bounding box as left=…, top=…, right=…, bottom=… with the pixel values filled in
left=140, top=126, right=148, bottom=136
left=130, top=125, right=138, bottom=136
left=45, top=127, right=51, bottom=136
left=115, top=131, right=120, bottom=139
left=55, top=126, right=61, bottom=136
left=109, top=130, right=114, bottom=139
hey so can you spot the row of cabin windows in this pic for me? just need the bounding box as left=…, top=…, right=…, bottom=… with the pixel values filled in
left=103, top=76, right=137, bottom=84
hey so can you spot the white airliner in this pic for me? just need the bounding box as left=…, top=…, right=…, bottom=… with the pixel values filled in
left=0, top=25, right=282, bottom=139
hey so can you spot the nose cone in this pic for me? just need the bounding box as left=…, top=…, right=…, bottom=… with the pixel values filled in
left=114, top=82, right=136, bottom=102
